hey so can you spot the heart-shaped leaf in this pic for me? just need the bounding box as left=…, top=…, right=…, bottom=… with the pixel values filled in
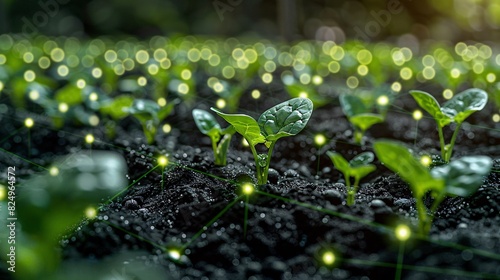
left=374, top=140, right=444, bottom=197
left=441, top=88, right=488, bottom=124
left=350, top=151, right=375, bottom=167
left=192, top=109, right=221, bottom=135
left=326, top=151, right=350, bottom=174
left=349, top=113, right=384, bottom=131
left=431, top=156, right=492, bottom=197
left=258, top=97, right=313, bottom=141
left=410, top=90, right=452, bottom=127
left=340, top=94, right=367, bottom=117
left=211, top=108, right=266, bottom=146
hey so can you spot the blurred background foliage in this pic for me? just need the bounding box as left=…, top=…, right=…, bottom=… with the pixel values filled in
left=1, top=0, right=499, bottom=42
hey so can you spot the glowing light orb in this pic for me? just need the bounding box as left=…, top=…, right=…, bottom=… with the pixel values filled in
left=25, top=118, right=34, bottom=128
left=322, top=251, right=335, bottom=265
left=158, top=156, right=169, bottom=167
left=314, top=134, right=327, bottom=146
left=395, top=224, right=411, bottom=241
left=242, top=183, right=254, bottom=195
left=412, top=110, right=423, bottom=121
left=85, top=134, right=95, bottom=144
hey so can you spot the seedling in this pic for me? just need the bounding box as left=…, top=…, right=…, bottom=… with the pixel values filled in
left=374, top=140, right=492, bottom=235
left=410, top=88, right=488, bottom=162
left=212, top=97, right=313, bottom=185
left=124, top=99, right=177, bottom=144
left=192, top=109, right=236, bottom=166
left=326, top=151, right=376, bottom=205
left=339, top=88, right=393, bottom=144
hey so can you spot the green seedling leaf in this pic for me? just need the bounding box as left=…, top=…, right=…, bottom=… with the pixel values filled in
left=326, top=151, right=350, bottom=174
left=193, top=109, right=221, bottom=135
left=54, top=84, right=83, bottom=105
left=431, top=156, right=492, bottom=197
left=373, top=140, right=443, bottom=197
left=441, top=88, right=488, bottom=124
left=410, top=90, right=451, bottom=127
left=100, top=95, right=134, bottom=120
left=351, top=164, right=376, bottom=180
left=258, top=97, right=313, bottom=141
left=349, top=151, right=375, bottom=167
left=349, top=113, right=384, bottom=131
left=157, top=100, right=178, bottom=122
left=125, top=99, right=160, bottom=122
left=211, top=108, right=266, bottom=146
left=340, top=94, right=367, bottom=117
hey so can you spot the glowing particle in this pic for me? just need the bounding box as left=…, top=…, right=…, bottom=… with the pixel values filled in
left=0, top=81, right=3, bottom=92
left=148, top=64, right=159, bottom=75
left=85, top=207, right=97, bottom=219
left=395, top=224, right=411, bottom=241
left=420, top=155, right=432, bottom=167
left=49, top=167, right=59, bottom=176
left=24, top=70, right=36, bottom=82
left=262, top=73, right=273, bottom=84
left=181, top=69, right=192, bottom=80
left=158, top=156, right=168, bottom=167
left=486, top=73, right=496, bottom=83
left=216, top=99, right=226, bottom=109
left=450, top=68, right=460, bottom=79
left=0, top=185, right=5, bottom=200
left=58, top=103, right=69, bottom=113
left=443, top=89, right=453, bottom=100
left=242, top=183, right=254, bottom=195
left=213, top=82, right=224, bottom=93
left=377, top=95, right=389, bottom=106
left=85, top=134, right=94, bottom=144
left=251, top=89, right=261, bottom=99
left=412, top=110, right=423, bottom=121
left=314, top=134, right=327, bottom=146
left=104, top=50, right=117, bottom=63
left=88, top=115, right=99, bottom=126
left=391, top=82, right=401, bottom=93
left=38, top=57, right=51, bottom=69
left=92, top=67, right=102, bottom=78
left=29, top=90, right=40, bottom=101
left=57, top=65, right=69, bottom=77
left=157, top=98, right=167, bottom=107
left=492, top=114, right=500, bottom=123
left=322, top=251, right=335, bottom=265
left=299, top=91, right=308, bottom=98
left=178, top=83, right=189, bottom=95
left=162, top=124, right=172, bottom=133
left=346, top=76, right=359, bottom=89
left=25, top=118, right=34, bottom=128
left=138, top=76, right=147, bottom=86
left=357, top=65, right=369, bottom=76
left=50, top=48, right=65, bottom=62
left=76, top=79, right=86, bottom=89
left=89, top=92, right=98, bottom=101
left=328, top=61, right=340, bottom=73
left=400, top=67, right=413, bottom=80
left=299, top=73, right=311, bottom=84
left=168, top=249, right=181, bottom=260
left=135, top=50, right=149, bottom=64
left=312, top=75, right=323, bottom=85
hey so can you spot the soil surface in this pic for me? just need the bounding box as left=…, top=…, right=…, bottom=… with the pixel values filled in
left=1, top=83, right=500, bottom=280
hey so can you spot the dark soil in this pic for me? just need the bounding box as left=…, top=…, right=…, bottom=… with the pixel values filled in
left=1, top=83, right=500, bottom=280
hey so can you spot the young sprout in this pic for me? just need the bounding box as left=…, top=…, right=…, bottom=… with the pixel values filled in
left=212, top=97, right=313, bottom=185
left=374, top=140, right=492, bottom=235
left=410, top=88, right=488, bottom=162
left=326, top=151, right=376, bottom=206
left=124, top=99, right=177, bottom=144
left=192, top=109, right=235, bottom=166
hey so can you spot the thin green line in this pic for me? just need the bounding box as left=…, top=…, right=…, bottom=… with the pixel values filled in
left=106, top=165, right=159, bottom=203
left=182, top=195, right=242, bottom=251
left=395, top=241, right=405, bottom=280
left=419, top=236, right=500, bottom=261
left=0, top=147, right=47, bottom=170
left=344, top=258, right=498, bottom=279
left=0, top=127, right=22, bottom=145
left=104, top=220, right=166, bottom=251
left=176, top=163, right=238, bottom=184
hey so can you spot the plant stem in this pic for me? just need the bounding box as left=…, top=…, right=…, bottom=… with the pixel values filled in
left=437, top=126, right=446, bottom=160
left=260, top=141, right=276, bottom=185
left=354, top=130, right=363, bottom=145
left=416, top=196, right=430, bottom=235
left=248, top=142, right=262, bottom=184
left=347, top=177, right=360, bottom=206
left=445, top=123, right=462, bottom=162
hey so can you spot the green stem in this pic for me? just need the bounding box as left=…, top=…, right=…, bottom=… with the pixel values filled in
left=416, top=196, right=430, bottom=235
left=354, top=130, right=364, bottom=145
left=437, top=126, right=446, bottom=160
left=248, top=142, right=263, bottom=184
left=261, top=141, right=276, bottom=185
left=347, top=176, right=360, bottom=206
left=445, top=123, right=462, bottom=162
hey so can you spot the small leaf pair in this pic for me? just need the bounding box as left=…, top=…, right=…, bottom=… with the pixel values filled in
left=192, top=109, right=235, bottom=166
left=212, top=97, right=313, bottom=185
left=327, top=151, right=376, bottom=205
left=410, top=88, right=488, bottom=162
left=374, top=140, right=492, bottom=235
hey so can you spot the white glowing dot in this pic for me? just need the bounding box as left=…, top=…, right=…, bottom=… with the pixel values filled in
left=213, top=82, right=224, bottom=93
left=299, top=73, right=311, bottom=84
left=312, top=75, right=323, bottom=85
left=420, top=155, right=432, bottom=167
left=168, top=250, right=181, bottom=260
left=0, top=185, right=5, bottom=200
left=85, top=134, right=95, bottom=144
left=76, top=79, right=86, bottom=89
left=157, top=98, right=167, bottom=107
left=23, top=52, right=34, bottom=63
left=38, top=57, right=51, bottom=69
left=104, top=50, right=117, bottom=63
left=58, top=103, right=69, bottom=113
left=492, top=114, right=500, bottom=123
left=50, top=48, right=65, bottom=62
left=450, top=68, right=460, bottom=79
left=262, top=73, right=273, bottom=84
left=178, top=83, right=189, bottom=95
left=49, top=167, right=59, bottom=176
left=377, top=95, right=389, bottom=106
left=486, top=73, right=496, bottom=83
left=58, top=65, right=69, bottom=77
left=400, top=67, right=413, bottom=80
left=29, top=90, right=40, bottom=100
left=299, top=91, right=308, bottom=98
left=357, top=65, right=369, bottom=76
left=251, top=89, right=261, bottom=99
left=24, top=70, right=36, bottom=82
left=242, top=183, right=254, bottom=195
left=314, top=134, right=327, bottom=146
left=138, top=76, right=147, bottom=86
left=391, top=82, right=401, bottom=92
left=0, top=54, right=6, bottom=65
left=395, top=224, right=411, bottom=241
left=148, top=64, right=159, bottom=75
left=158, top=156, right=168, bottom=166
left=25, top=118, right=34, bottom=128
left=135, top=50, right=149, bottom=64
left=181, top=69, right=192, bottom=80
left=89, top=92, right=98, bottom=101
left=443, top=89, right=453, bottom=100
left=92, top=68, right=102, bottom=78
left=322, top=251, right=335, bottom=265
left=413, top=110, right=423, bottom=121
left=85, top=207, right=97, bottom=219
left=88, top=115, right=99, bottom=126
left=162, top=123, right=172, bottom=133
left=216, top=99, right=226, bottom=109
